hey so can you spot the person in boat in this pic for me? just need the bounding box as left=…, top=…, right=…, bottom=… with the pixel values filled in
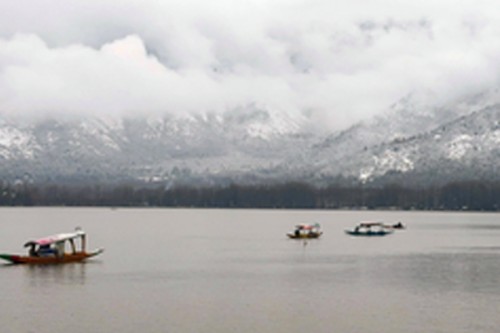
left=38, top=244, right=57, bottom=257
left=28, top=243, right=37, bottom=257
left=294, top=224, right=305, bottom=237
left=393, top=222, right=404, bottom=229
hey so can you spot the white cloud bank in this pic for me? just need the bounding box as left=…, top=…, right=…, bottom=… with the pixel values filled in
left=1, top=0, right=500, bottom=129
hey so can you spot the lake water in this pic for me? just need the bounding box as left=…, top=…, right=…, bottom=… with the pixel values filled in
left=1, top=208, right=500, bottom=333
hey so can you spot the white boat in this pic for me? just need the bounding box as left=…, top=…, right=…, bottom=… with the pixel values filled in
left=345, top=222, right=394, bottom=236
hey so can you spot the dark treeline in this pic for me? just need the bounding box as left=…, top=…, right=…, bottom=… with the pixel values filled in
left=0, top=181, right=499, bottom=211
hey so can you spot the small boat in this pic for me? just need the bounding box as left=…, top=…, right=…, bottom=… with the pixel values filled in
left=287, top=223, right=323, bottom=239
left=0, top=227, right=103, bottom=265
left=345, top=222, right=394, bottom=236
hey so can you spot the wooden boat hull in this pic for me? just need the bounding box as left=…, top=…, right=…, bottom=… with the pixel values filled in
left=287, top=232, right=323, bottom=239
left=0, top=249, right=103, bottom=265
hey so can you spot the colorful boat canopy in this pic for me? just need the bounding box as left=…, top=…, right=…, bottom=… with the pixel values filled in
left=24, top=229, right=85, bottom=247
left=295, top=223, right=320, bottom=230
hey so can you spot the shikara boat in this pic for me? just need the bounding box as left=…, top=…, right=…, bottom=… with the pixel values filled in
left=345, top=222, right=394, bottom=237
left=0, top=228, right=103, bottom=264
left=287, top=223, right=323, bottom=239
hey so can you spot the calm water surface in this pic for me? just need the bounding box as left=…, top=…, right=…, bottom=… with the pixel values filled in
left=1, top=208, right=500, bottom=333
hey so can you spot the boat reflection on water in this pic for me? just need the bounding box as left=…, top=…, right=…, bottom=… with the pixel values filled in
left=25, top=262, right=90, bottom=287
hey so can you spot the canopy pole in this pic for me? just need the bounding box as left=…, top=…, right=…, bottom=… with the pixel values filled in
left=81, top=234, right=86, bottom=253
left=69, top=239, right=76, bottom=254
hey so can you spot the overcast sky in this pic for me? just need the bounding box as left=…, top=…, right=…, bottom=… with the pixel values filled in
left=1, top=0, right=499, bottom=129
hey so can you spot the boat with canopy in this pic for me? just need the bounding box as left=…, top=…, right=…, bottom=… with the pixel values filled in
left=287, top=223, right=323, bottom=239
left=0, top=227, right=103, bottom=264
left=345, top=222, right=394, bottom=236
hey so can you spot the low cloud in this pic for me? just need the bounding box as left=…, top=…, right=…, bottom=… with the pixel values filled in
left=1, top=0, right=500, bottom=129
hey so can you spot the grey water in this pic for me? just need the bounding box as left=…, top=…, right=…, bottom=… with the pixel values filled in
left=1, top=208, right=500, bottom=333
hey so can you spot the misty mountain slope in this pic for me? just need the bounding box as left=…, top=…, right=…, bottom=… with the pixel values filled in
left=0, top=106, right=319, bottom=184
left=288, top=89, right=500, bottom=184
left=308, top=90, right=499, bottom=170
left=0, top=124, right=39, bottom=160
left=125, top=108, right=322, bottom=186
left=0, top=94, right=499, bottom=187
left=344, top=106, right=500, bottom=185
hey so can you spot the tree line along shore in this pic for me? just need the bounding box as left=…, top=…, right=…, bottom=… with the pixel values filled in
left=1, top=181, right=498, bottom=211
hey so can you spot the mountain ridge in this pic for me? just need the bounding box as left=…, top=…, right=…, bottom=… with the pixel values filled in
left=1, top=93, right=499, bottom=188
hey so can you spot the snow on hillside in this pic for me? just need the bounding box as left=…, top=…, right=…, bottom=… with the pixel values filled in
left=0, top=93, right=499, bottom=187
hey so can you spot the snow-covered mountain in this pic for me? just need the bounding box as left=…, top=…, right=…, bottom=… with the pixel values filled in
left=0, top=93, right=499, bottom=188
left=0, top=105, right=319, bottom=185
left=344, top=106, right=500, bottom=186
left=300, top=89, right=500, bottom=186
